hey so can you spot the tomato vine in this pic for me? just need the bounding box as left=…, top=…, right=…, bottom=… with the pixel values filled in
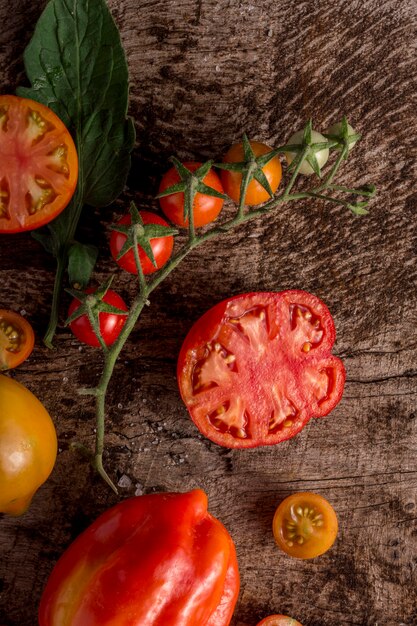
left=68, top=118, right=376, bottom=492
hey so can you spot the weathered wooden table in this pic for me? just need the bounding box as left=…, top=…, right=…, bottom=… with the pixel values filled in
left=1, top=1, right=416, bottom=625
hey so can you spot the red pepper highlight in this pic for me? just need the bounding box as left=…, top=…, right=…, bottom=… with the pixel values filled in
left=39, top=489, right=239, bottom=626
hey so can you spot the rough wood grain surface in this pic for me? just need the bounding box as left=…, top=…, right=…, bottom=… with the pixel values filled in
left=1, top=0, right=416, bottom=625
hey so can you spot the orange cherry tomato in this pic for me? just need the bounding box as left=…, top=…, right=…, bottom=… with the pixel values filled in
left=257, top=616, right=303, bottom=626
left=0, top=374, right=57, bottom=515
left=221, top=141, right=282, bottom=205
left=0, top=309, right=35, bottom=370
left=273, top=492, right=338, bottom=559
left=0, top=95, right=78, bottom=233
left=158, top=161, right=224, bottom=228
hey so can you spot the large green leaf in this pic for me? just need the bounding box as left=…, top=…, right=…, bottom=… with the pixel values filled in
left=18, top=0, right=135, bottom=208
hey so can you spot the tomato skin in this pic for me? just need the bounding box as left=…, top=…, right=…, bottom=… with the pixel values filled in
left=68, top=289, right=128, bottom=348
left=177, top=291, right=345, bottom=449
left=257, top=616, right=303, bottom=626
left=0, top=374, right=57, bottom=515
left=0, top=95, right=78, bottom=233
left=0, top=309, right=35, bottom=370
left=221, top=141, right=282, bottom=205
left=110, top=210, right=174, bottom=275
left=158, top=161, right=224, bottom=227
left=284, top=129, right=329, bottom=176
left=39, top=489, right=239, bottom=626
left=273, top=492, right=338, bottom=559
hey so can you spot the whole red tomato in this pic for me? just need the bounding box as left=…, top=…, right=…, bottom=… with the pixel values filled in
left=110, top=210, right=174, bottom=275
left=39, top=489, right=239, bottom=626
left=158, top=161, right=225, bottom=227
left=68, top=288, right=128, bottom=347
left=221, top=141, right=282, bottom=205
left=177, top=290, right=345, bottom=448
left=0, top=95, right=78, bottom=233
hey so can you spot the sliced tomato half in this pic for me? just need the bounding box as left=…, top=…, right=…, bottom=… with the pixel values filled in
left=0, top=95, right=78, bottom=233
left=0, top=309, right=35, bottom=370
left=177, top=291, right=345, bottom=449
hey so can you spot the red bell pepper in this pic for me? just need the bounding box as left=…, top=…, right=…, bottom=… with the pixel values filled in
left=39, top=489, right=240, bottom=626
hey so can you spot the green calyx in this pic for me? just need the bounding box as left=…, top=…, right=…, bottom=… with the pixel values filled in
left=65, top=276, right=127, bottom=350
left=156, top=158, right=227, bottom=224
left=215, top=133, right=279, bottom=212
left=111, top=202, right=178, bottom=268
left=324, top=115, right=361, bottom=155
left=277, top=119, right=338, bottom=178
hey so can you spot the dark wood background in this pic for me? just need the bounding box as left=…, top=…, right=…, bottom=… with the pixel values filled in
left=1, top=1, right=416, bottom=625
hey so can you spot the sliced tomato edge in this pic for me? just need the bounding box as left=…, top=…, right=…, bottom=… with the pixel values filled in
left=177, top=291, right=343, bottom=448
left=0, top=95, right=78, bottom=234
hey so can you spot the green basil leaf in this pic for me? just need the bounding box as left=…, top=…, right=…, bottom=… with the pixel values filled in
left=18, top=0, right=135, bottom=209
left=68, top=242, right=99, bottom=288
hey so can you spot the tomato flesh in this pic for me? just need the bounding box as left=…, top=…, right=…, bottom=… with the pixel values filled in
left=0, top=309, right=35, bottom=370
left=0, top=95, right=78, bottom=233
left=273, top=492, right=338, bottom=559
left=177, top=291, right=345, bottom=448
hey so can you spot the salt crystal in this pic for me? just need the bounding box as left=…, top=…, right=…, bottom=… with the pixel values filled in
left=117, top=474, right=132, bottom=489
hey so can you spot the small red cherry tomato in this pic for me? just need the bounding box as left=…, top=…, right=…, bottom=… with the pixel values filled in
left=177, top=291, right=345, bottom=449
left=158, top=161, right=224, bottom=227
left=110, top=210, right=174, bottom=275
left=257, top=616, right=303, bottom=626
left=0, top=309, right=35, bottom=370
left=221, top=141, right=282, bottom=205
left=273, top=492, right=338, bottom=559
left=68, top=289, right=128, bottom=348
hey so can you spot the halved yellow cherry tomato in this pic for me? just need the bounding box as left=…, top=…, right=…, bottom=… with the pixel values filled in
left=257, top=616, right=303, bottom=626
left=0, top=309, right=35, bottom=370
left=0, top=374, right=57, bottom=515
left=273, top=492, right=338, bottom=559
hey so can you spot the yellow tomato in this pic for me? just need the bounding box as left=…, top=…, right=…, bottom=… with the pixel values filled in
left=273, top=492, right=338, bottom=559
left=0, top=374, right=57, bottom=515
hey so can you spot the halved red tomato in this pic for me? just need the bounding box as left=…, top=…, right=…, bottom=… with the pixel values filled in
left=177, top=291, right=345, bottom=448
left=0, top=309, right=35, bottom=370
left=0, top=95, right=78, bottom=233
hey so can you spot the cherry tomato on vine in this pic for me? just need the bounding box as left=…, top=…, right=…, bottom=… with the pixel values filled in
left=158, top=161, right=224, bottom=227
left=177, top=291, right=345, bottom=449
left=325, top=120, right=358, bottom=151
left=0, top=309, right=35, bottom=370
left=284, top=129, right=329, bottom=176
left=220, top=141, right=282, bottom=205
left=68, top=288, right=128, bottom=348
left=0, top=95, right=78, bottom=233
left=273, top=492, right=338, bottom=559
left=257, top=616, right=303, bottom=626
left=110, top=210, right=174, bottom=275
left=0, top=374, right=57, bottom=516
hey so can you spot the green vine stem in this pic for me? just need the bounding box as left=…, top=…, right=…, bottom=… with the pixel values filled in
left=76, top=121, right=377, bottom=491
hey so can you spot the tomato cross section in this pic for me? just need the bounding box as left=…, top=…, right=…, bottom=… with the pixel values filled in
left=178, top=291, right=345, bottom=448
left=0, top=95, right=78, bottom=233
